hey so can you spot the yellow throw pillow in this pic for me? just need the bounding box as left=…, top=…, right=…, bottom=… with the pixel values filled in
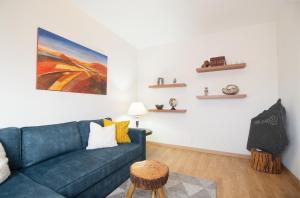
left=104, top=119, right=131, bottom=143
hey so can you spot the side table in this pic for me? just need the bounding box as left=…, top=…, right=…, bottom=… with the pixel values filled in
left=145, top=129, right=152, bottom=136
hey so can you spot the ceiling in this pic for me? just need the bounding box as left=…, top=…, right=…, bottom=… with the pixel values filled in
left=71, top=0, right=290, bottom=49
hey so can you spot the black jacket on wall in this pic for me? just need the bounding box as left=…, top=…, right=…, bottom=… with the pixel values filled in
left=247, top=99, right=288, bottom=158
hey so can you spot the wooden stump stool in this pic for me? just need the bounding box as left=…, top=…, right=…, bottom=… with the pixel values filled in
left=250, top=149, right=282, bottom=174
left=126, top=160, right=169, bottom=198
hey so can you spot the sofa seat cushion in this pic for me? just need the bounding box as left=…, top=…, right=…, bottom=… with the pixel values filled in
left=0, top=172, right=64, bottom=198
left=21, top=144, right=142, bottom=197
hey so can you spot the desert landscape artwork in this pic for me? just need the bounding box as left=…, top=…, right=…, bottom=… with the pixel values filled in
left=36, top=28, right=107, bottom=95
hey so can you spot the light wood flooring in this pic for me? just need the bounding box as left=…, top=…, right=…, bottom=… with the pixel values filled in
left=146, top=142, right=300, bottom=198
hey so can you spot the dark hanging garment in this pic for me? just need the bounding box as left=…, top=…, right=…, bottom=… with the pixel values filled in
left=247, top=99, right=288, bottom=158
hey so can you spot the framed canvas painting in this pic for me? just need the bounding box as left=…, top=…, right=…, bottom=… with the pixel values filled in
left=36, top=28, right=107, bottom=95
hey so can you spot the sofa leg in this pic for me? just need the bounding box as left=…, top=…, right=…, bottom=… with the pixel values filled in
left=125, top=183, right=135, bottom=198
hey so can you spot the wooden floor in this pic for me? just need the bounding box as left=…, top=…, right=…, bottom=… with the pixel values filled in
left=146, top=143, right=300, bottom=198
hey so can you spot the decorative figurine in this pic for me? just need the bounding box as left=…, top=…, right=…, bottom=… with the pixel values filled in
left=204, top=87, right=209, bottom=96
left=157, top=77, right=164, bottom=85
left=201, top=60, right=210, bottom=68
left=222, top=84, right=239, bottom=95
left=169, top=98, right=177, bottom=110
left=173, top=78, right=177, bottom=84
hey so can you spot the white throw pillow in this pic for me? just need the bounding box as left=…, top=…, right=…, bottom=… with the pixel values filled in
left=86, top=122, right=118, bottom=150
left=0, top=142, right=11, bottom=184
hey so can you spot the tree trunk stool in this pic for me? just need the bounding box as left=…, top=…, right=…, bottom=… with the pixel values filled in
left=126, top=160, right=169, bottom=198
left=250, top=149, right=282, bottom=174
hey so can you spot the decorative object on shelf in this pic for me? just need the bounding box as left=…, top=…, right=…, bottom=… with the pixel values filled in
left=157, top=77, right=164, bottom=85
left=128, top=102, right=148, bottom=128
left=201, top=60, right=210, bottom=68
left=196, top=63, right=246, bottom=73
left=155, top=104, right=164, bottom=110
left=204, top=87, right=209, bottom=96
left=222, top=84, right=239, bottom=95
left=149, top=83, right=186, bottom=88
left=36, top=28, right=108, bottom=95
left=169, top=98, right=177, bottom=110
left=173, top=78, right=177, bottom=83
left=210, top=56, right=226, bottom=66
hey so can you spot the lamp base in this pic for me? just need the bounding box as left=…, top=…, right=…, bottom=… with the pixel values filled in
left=135, top=116, right=140, bottom=128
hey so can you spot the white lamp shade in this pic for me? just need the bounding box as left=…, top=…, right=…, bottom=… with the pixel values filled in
left=128, top=102, right=148, bottom=116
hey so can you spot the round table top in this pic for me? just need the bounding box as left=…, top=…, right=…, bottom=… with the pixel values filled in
left=130, top=160, right=169, bottom=181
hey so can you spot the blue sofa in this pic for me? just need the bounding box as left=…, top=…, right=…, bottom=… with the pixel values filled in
left=0, top=119, right=146, bottom=198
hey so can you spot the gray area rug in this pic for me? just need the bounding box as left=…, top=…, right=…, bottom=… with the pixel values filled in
left=107, top=172, right=216, bottom=198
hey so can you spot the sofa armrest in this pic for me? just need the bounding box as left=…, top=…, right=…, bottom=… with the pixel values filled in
left=128, top=128, right=146, bottom=160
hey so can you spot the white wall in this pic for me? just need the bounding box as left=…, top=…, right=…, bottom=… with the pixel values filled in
left=137, top=23, right=279, bottom=155
left=0, top=0, right=138, bottom=127
left=277, top=2, right=300, bottom=179
left=1, top=0, right=298, bottom=179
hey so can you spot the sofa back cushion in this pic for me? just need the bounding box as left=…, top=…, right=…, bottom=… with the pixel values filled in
left=0, top=128, right=21, bottom=170
left=77, top=119, right=105, bottom=148
left=21, top=122, right=82, bottom=167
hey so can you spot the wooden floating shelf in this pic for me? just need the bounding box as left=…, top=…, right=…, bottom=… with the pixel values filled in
left=196, top=94, right=247, bottom=99
left=149, top=109, right=187, bottom=113
left=148, top=83, right=187, bottom=88
left=196, top=63, right=246, bottom=73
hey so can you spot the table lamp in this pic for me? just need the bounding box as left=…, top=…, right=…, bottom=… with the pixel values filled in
left=128, top=102, right=148, bottom=128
